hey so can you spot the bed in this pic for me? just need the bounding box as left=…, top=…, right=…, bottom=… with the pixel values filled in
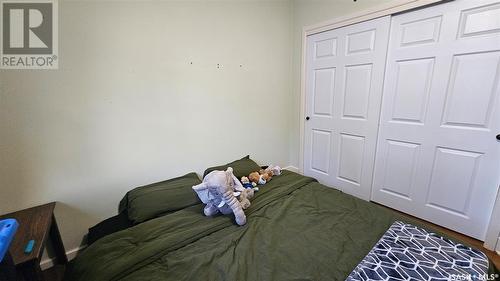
left=65, top=167, right=499, bottom=281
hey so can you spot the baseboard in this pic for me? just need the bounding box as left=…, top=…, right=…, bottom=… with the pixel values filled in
left=40, top=245, right=86, bottom=270
left=497, top=237, right=500, bottom=255
left=283, top=166, right=299, bottom=173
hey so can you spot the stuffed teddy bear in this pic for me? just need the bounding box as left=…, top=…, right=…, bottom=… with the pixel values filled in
left=241, top=176, right=257, bottom=188
left=258, top=169, right=274, bottom=182
left=241, top=176, right=259, bottom=195
left=248, top=170, right=272, bottom=185
left=248, top=165, right=283, bottom=186
left=249, top=171, right=267, bottom=185
left=192, top=167, right=248, bottom=225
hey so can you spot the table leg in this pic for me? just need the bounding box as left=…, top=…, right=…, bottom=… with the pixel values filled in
left=49, top=215, right=68, bottom=264
left=0, top=252, right=16, bottom=281
left=19, top=259, right=44, bottom=281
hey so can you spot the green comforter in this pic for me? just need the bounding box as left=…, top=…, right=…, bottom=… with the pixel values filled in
left=66, top=171, right=497, bottom=281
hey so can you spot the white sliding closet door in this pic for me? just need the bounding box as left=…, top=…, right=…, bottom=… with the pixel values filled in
left=304, top=17, right=390, bottom=200
left=372, top=0, right=500, bottom=240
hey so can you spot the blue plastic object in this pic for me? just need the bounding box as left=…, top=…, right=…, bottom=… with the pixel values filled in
left=0, top=219, right=19, bottom=263
left=24, top=240, right=35, bottom=254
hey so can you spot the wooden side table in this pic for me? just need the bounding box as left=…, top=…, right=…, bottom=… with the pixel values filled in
left=0, top=202, right=67, bottom=281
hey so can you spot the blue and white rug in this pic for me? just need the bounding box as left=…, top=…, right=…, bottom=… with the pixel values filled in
left=347, top=221, right=492, bottom=281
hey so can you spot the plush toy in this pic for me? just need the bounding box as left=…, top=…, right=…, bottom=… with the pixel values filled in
left=249, top=171, right=267, bottom=185
left=267, top=165, right=282, bottom=176
left=241, top=176, right=259, bottom=195
left=247, top=165, right=283, bottom=186
left=192, top=167, right=248, bottom=225
left=238, top=187, right=255, bottom=210
left=260, top=165, right=282, bottom=177
left=258, top=169, right=274, bottom=182
left=241, top=176, right=257, bottom=188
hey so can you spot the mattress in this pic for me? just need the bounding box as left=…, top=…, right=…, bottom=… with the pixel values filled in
left=65, top=171, right=498, bottom=281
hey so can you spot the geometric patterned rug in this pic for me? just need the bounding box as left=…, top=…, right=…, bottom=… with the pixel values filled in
left=346, top=221, right=491, bottom=281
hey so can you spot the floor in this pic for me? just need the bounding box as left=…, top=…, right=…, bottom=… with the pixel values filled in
left=42, top=265, right=65, bottom=281
left=41, top=209, right=500, bottom=281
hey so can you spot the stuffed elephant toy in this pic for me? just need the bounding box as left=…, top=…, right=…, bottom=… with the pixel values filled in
left=192, top=167, right=253, bottom=226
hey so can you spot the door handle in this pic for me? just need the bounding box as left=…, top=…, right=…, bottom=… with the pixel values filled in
left=305, top=116, right=310, bottom=121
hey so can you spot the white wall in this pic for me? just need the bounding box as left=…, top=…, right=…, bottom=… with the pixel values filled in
left=288, top=0, right=392, bottom=168
left=0, top=0, right=398, bottom=260
left=0, top=0, right=292, bottom=255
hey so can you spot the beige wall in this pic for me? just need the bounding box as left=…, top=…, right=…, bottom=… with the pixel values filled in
left=0, top=0, right=292, bottom=255
left=288, top=0, right=392, bottom=168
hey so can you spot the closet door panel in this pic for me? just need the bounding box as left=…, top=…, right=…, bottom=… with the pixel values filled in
left=304, top=31, right=339, bottom=185
left=372, top=0, right=500, bottom=240
left=304, top=16, right=390, bottom=200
